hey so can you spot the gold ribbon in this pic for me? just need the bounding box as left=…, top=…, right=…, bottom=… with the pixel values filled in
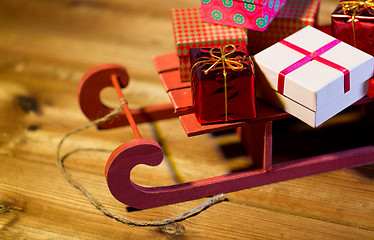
left=190, top=44, right=251, bottom=122
left=339, top=0, right=374, bottom=47
left=340, top=0, right=374, bottom=13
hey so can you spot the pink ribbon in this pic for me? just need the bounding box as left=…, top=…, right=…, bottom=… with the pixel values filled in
left=278, top=39, right=350, bottom=94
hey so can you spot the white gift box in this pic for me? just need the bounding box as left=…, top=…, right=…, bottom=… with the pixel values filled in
left=254, top=26, right=374, bottom=127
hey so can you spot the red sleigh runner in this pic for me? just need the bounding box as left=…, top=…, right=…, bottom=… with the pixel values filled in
left=77, top=60, right=374, bottom=210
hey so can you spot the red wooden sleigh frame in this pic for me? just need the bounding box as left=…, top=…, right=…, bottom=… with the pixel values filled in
left=77, top=53, right=374, bottom=210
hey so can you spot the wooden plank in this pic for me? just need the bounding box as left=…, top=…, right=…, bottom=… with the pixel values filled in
left=160, top=70, right=190, bottom=92
left=239, top=121, right=273, bottom=171
left=153, top=53, right=190, bottom=92
left=168, top=88, right=193, bottom=113
left=180, top=113, right=246, bottom=137
left=152, top=52, right=179, bottom=73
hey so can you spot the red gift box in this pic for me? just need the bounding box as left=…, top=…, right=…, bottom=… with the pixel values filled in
left=332, top=1, right=374, bottom=56
left=189, top=45, right=256, bottom=124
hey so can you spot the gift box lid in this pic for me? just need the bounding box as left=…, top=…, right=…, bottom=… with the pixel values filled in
left=171, top=8, right=247, bottom=57
left=254, top=25, right=374, bottom=112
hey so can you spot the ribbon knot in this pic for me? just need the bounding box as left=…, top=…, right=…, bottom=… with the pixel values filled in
left=310, top=52, right=318, bottom=58
left=203, top=44, right=245, bottom=76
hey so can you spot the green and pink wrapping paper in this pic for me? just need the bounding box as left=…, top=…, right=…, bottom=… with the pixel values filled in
left=201, top=0, right=286, bottom=31
left=254, top=26, right=374, bottom=127
left=171, top=8, right=247, bottom=82
left=247, top=0, right=320, bottom=55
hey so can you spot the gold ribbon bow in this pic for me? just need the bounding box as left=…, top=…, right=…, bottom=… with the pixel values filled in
left=203, top=44, right=246, bottom=75
left=340, top=0, right=374, bottom=14
left=339, top=0, right=374, bottom=46
left=190, top=44, right=251, bottom=121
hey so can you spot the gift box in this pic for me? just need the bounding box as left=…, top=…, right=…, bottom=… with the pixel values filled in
left=201, top=0, right=287, bottom=31
left=254, top=26, right=374, bottom=127
left=247, top=0, right=320, bottom=55
left=190, top=44, right=256, bottom=124
left=331, top=0, right=374, bottom=56
left=171, top=8, right=247, bottom=82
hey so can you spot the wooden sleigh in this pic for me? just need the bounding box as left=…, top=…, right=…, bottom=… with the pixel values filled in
left=77, top=53, right=374, bottom=210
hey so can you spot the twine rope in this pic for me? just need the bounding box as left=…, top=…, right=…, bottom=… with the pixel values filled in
left=56, top=106, right=225, bottom=227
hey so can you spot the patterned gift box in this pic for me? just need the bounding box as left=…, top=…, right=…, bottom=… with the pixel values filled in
left=247, top=0, right=320, bottom=55
left=331, top=0, right=374, bottom=57
left=201, top=0, right=286, bottom=31
left=254, top=26, right=374, bottom=127
left=171, top=8, right=247, bottom=82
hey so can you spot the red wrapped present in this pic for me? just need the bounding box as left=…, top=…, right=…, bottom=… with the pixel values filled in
left=332, top=0, right=374, bottom=56
left=368, top=78, right=374, bottom=97
left=190, top=44, right=256, bottom=124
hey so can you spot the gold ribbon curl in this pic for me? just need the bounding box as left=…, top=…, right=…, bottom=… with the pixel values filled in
left=339, top=0, right=374, bottom=47
left=190, top=44, right=252, bottom=121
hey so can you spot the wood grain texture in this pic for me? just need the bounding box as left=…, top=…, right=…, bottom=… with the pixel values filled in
left=1, top=0, right=373, bottom=239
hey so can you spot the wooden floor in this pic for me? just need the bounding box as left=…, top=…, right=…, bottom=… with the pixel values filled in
left=1, top=0, right=374, bottom=239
